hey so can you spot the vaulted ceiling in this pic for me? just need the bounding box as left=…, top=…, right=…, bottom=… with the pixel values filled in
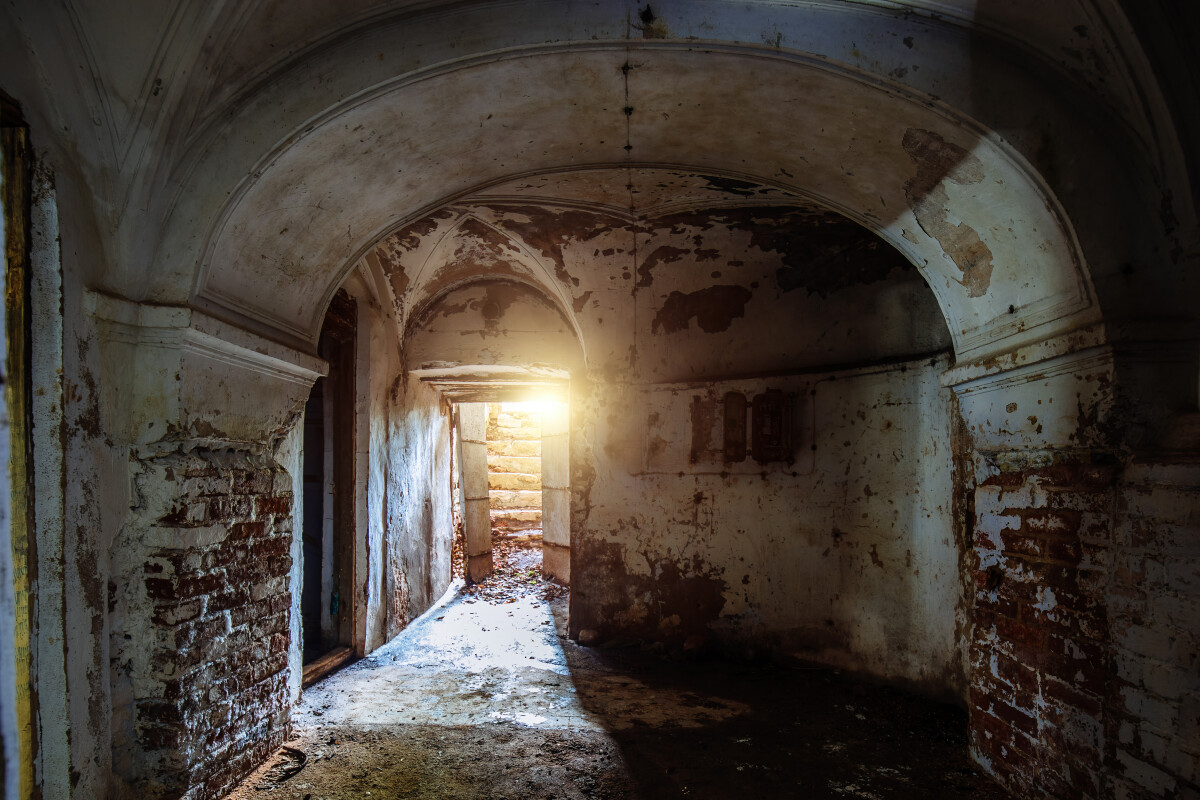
left=2, top=0, right=1194, bottom=362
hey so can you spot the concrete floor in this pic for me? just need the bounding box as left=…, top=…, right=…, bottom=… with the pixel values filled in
left=225, top=566, right=1008, bottom=799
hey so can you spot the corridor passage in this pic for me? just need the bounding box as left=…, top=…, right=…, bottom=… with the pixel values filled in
left=224, top=550, right=1007, bottom=800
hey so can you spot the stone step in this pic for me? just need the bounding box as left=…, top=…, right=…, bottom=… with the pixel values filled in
left=489, top=509, right=541, bottom=524
left=491, top=516, right=542, bottom=532
left=487, top=440, right=541, bottom=458
left=489, top=472, right=542, bottom=491
left=494, top=411, right=541, bottom=431
left=489, top=490, right=542, bottom=510
left=487, top=455, right=541, bottom=474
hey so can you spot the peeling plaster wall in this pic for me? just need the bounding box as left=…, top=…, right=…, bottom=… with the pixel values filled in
left=1108, top=460, right=1200, bottom=797
left=387, top=200, right=963, bottom=693
left=0, top=125, right=18, bottom=800
left=569, top=357, right=963, bottom=697
left=381, top=200, right=950, bottom=380
left=954, top=347, right=1200, bottom=797
left=407, top=280, right=582, bottom=374
left=360, top=293, right=392, bottom=654
left=383, top=376, right=454, bottom=638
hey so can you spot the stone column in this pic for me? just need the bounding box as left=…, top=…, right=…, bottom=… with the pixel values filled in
left=457, top=403, right=492, bottom=582
left=541, top=401, right=570, bottom=583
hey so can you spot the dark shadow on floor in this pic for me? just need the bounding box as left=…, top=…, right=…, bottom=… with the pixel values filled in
left=553, top=601, right=1007, bottom=800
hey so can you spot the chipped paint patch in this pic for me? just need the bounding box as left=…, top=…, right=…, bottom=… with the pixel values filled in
left=902, top=129, right=993, bottom=297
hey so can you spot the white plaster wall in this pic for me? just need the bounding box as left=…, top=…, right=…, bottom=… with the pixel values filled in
left=29, top=159, right=72, bottom=800
left=362, top=298, right=392, bottom=654
left=573, top=355, right=963, bottom=696
left=383, top=377, right=455, bottom=636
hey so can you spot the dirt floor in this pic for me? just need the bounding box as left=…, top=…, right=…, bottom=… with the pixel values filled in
left=224, top=540, right=1008, bottom=799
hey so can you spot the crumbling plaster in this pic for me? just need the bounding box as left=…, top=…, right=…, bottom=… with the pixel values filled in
left=569, top=360, right=963, bottom=697
left=382, top=193, right=966, bottom=690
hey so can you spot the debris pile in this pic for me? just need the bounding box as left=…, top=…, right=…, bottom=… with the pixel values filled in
left=463, top=534, right=567, bottom=603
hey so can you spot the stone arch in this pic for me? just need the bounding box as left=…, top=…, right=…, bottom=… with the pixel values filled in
left=179, top=44, right=1099, bottom=363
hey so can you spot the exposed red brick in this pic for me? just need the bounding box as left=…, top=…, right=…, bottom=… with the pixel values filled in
left=132, top=453, right=295, bottom=800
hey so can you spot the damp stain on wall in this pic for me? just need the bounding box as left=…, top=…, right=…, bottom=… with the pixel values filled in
left=651, top=285, right=754, bottom=334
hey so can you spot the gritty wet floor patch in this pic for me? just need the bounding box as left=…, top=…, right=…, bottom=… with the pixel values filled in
left=224, top=586, right=1008, bottom=800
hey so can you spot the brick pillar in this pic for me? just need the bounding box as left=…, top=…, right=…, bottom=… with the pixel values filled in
left=969, top=452, right=1116, bottom=798
left=112, top=451, right=296, bottom=799
left=90, top=295, right=326, bottom=798
left=954, top=344, right=1200, bottom=798
left=952, top=347, right=1119, bottom=798
left=1105, top=458, right=1200, bottom=797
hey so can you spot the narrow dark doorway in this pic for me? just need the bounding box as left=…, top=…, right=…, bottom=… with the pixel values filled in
left=301, top=290, right=358, bottom=686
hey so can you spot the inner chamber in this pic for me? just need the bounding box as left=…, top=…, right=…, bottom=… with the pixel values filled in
left=360, top=166, right=961, bottom=698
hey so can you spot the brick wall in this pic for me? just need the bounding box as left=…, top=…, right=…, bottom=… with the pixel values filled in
left=1107, top=460, right=1200, bottom=797
left=119, top=450, right=294, bottom=799
left=969, top=453, right=1200, bottom=798
left=969, top=453, right=1115, bottom=797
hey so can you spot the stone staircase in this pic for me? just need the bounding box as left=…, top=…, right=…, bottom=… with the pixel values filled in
left=486, top=404, right=542, bottom=536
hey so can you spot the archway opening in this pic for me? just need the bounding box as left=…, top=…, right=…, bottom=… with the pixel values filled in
left=450, top=395, right=571, bottom=598
left=218, top=167, right=1026, bottom=798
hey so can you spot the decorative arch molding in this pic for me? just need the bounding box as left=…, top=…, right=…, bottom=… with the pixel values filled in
left=184, top=43, right=1100, bottom=363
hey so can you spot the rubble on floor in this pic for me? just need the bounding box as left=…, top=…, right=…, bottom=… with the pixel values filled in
left=463, top=532, right=567, bottom=603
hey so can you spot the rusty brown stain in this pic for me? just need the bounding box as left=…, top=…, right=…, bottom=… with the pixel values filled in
left=488, top=205, right=632, bottom=288
left=651, top=285, right=753, bottom=334
left=636, top=245, right=689, bottom=287
left=392, top=215, right=442, bottom=251
left=902, top=128, right=993, bottom=297
left=868, top=544, right=884, bottom=569
left=572, top=290, right=593, bottom=313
